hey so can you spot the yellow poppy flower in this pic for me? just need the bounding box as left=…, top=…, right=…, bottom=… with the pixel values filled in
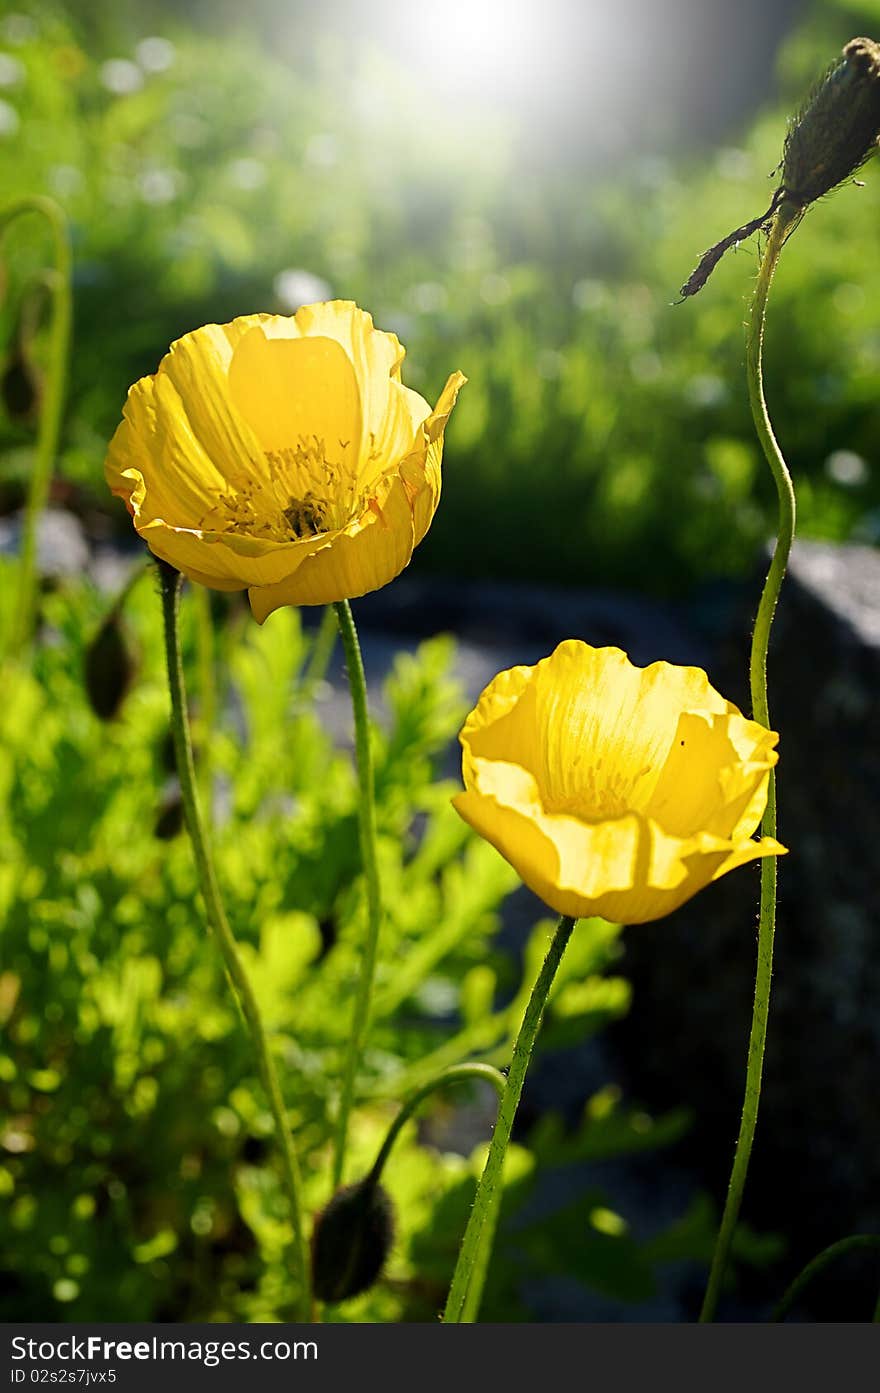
left=452, top=641, right=787, bottom=925
left=105, top=301, right=465, bottom=619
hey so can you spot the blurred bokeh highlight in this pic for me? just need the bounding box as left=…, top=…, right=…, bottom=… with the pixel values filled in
left=3, top=0, right=879, bottom=595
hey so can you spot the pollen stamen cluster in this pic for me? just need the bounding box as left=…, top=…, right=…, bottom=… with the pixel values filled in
left=199, top=433, right=366, bottom=541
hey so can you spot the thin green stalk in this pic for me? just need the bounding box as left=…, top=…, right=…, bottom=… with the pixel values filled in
left=158, top=563, right=311, bottom=1319
left=0, top=197, right=72, bottom=659
left=700, top=200, right=800, bottom=1323
left=365, top=1063, right=506, bottom=1187
left=331, top=598, right=383, bottom=1188
left=444, top=914, right=577, bottom=1323
left=771, top=1235, right=880, bottom=1322
left=192, top=584, right=217, bottom=823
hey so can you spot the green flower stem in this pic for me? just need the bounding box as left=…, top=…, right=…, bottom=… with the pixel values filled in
left=1, top=197, right=72, bottom=659
left=192, top=584, right=217, bottom=823
left=158, top=563, right=311, bottom=1319
left=365, top=1063, right=506, bottom=1188
left=444, top=914, right=577, bottom=1323
left=699, top=200, right=800, bottom=1323
left=331, top=598, right=383, bottom=1189
left=772, top=1235, right=880, bottom=1321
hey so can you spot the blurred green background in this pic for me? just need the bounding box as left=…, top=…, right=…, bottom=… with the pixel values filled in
left=3, top=0, right=878, bottom=1324
left=2, top=0, right=879, bottom=595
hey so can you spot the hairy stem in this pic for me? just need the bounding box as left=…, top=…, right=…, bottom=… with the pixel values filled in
left=1, top=197, right=72, bottom=659
left=444, top=914, right=577, bottom=1323
left=772, top=1235, right=880, bottom=1321
left=158, top=564, right=311, bottom=1318
left=331, top=599, right=383, bottom=1188
left=366, top=1063, right=506, bottom=1188
left=699, top=201, right=799, bottom=1322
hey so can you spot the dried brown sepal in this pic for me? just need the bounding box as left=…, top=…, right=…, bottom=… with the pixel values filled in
left=678, top=191, right=784, bottom=300
left=783, top=37, right=880, bottom=205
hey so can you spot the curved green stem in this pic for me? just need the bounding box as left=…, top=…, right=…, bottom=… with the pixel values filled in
left=699, top=200, right=800, bottom=1322
left=444, top=914, right=577, bottom=1323
left=772, top=1235, right=880, bottom=1321
left=158, top=563, right=311, bottom=1319
left=366, top=1063, right=506, bottom=1188
left=331, top=599, right=383, bottom=1188
left=1, top=197, right=72, bottom=659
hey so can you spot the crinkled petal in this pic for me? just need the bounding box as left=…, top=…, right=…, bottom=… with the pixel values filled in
left=227, top=327, right=362, bottom=486
left=454, top=640, right=787, bottom=925
left=404, top=371, right=466, bottom=544
left=454, top=778, right=785, bottom=924
left=530, top=642, right=736, bottom=815
left=645, top=710, right=779, bottom=839
left=265, top=302, right=428, bottom=488
left=157, top=319, right=273, bottom=490
left=247, top=470, right=417, bottom=618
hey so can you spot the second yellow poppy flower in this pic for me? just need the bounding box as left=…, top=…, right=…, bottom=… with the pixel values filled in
left=105, top=301, right=465, bottom=619
left=453, top=641, right=787, bottom=925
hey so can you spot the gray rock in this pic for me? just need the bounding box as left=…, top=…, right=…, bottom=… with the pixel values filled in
left=0, top=507, right=90, bottom=578
left=613, top=539, right=880, bottom=1315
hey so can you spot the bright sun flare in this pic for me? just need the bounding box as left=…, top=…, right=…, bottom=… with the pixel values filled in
left=396, top=0, right=545, bottom=99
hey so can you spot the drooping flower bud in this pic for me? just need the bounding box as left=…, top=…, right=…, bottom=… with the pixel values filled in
left=311, top=1178, right=395, bottom=1303
left=84, top=611, right=138, bottom=720
left=680, top=37, right=880, bottom=300
left=1, top=341, right=41, bottom=425
left=783, top=37, right=880, bottom=206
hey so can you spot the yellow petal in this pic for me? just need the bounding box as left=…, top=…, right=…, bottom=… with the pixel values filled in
left=530, top=643, right=735, bottom=818
left=227, top=327, right=362, bottom=493
left=645, top=709, right=778, bottom=839
left=158, top=318, right=273, bottom=491
left=404, top=371, right=467, bottom=544
left=279, top=302, right=426, bottom=490
left=455, top=780, right=785, bottom=925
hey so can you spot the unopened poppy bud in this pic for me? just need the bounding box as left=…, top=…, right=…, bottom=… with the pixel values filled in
left=84, top=611, right=138, bottom=720
left=680, top=36, right=880, bottom=300
left=783, top=36, right=880, bottom=206
left=1, top=345, right=41, bottom=425
left=311, top=1178, right=394, bottom=1303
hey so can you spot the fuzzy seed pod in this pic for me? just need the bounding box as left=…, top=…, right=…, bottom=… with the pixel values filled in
left=783, top=37, right=880, bottom=207
left=311, top=1178, right=394, bottom=1303
left=680, top=36, right=880, bottom=300
left=1, top=344, right=42, bottom=425
left=84, top=611, right=138, bottom=720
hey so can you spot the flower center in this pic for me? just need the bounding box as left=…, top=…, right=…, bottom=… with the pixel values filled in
left=545, top=756, right=655, bottom=822
left=200, top=434, right=361, bottom=541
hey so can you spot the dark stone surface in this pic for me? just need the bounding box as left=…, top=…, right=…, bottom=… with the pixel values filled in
left=611, top=540, right=880, bottom=1317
